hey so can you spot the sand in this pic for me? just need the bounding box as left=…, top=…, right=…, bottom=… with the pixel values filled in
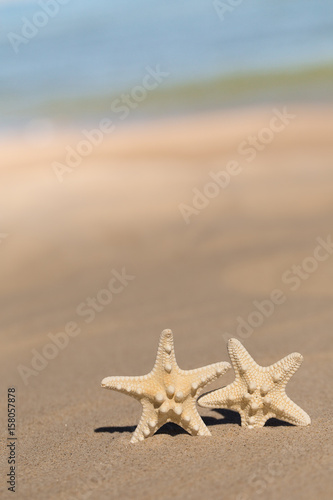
left=1, top=105, right=333, bottom=499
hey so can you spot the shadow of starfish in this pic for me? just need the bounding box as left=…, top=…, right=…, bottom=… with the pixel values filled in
left=94, top=409, right=292, bottom=437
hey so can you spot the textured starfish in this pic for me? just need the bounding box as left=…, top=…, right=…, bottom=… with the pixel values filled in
left=198, top=338, right=311, bottom=428
left=101, top=329, right=230, bottom=443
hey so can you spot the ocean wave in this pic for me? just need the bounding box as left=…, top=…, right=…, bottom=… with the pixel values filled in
left=8, top=61, right=331, bottom=123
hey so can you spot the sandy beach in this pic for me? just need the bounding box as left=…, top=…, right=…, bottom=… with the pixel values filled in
left=1, top=105, right=333, bottom=499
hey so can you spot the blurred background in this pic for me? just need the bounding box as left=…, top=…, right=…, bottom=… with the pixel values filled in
left=1, top=2, right=333, bottom=499
left=1, top=0, right=333, bottom=129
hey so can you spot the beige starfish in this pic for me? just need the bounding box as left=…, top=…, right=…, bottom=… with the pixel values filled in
left=198, top=338, right=311, bottom=428
left=101, top=329, right=230, bottom=443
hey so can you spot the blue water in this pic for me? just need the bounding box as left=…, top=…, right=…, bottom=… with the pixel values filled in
left=1, top=0, right=333, bottom=129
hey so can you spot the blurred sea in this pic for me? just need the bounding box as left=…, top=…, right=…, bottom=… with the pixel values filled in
left=1, top=0, right=333, bottom=130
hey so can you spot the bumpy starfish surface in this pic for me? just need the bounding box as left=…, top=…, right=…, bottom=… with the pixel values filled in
left=101, top=329, right=231, bottom=443
left=198, top=338, right=311, bottom=429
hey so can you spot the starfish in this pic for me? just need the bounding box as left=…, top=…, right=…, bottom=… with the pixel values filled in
left=101, top=329, right=230, bottom=443
left=198, top=338, right=311, bottom=429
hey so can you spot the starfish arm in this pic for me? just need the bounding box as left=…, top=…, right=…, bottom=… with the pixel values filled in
left=180, top=404, right=211, bottom=436
left=130, top=400, right=158, bottom=443
left=183, top=361, right=231, bottom=395
left=198, top=381, right=241, bottom=408
left=151, top=329, right=178, bottom=377
left=269, top=352, right=303, bottom=387
left=238, top=409, right=249, bottom=427
left=228, top=338, right=258, bottom=378
left=101, top=374, right=151, bottom=400
left=271, top=394, right=311, bottom=427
